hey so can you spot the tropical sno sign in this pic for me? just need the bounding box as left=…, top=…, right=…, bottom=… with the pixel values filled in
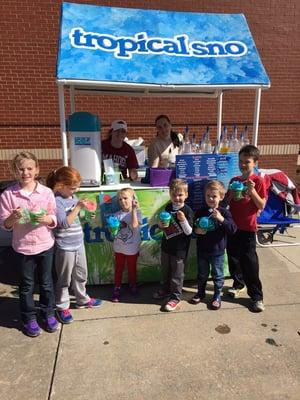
left=57, top=2, right=270, bottom=86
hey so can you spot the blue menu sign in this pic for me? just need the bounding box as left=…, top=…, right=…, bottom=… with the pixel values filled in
left=176, top=153, right=240, bottom=209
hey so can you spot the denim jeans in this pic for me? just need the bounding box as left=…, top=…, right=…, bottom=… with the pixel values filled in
left=16, top=247, right=55, bottom=323
left=197, top=253, right=225, bottom=297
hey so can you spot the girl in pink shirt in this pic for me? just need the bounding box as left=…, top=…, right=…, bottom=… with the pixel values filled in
left=0, top=152, right=58, bottom=337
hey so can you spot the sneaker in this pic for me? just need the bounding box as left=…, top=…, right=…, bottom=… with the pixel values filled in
left=227, top=285, right=246, bottom=298
left=45, top=316, right=59, bottom=333
left=76, top=298, right=102, bottom=309
left=23, top=320, right=41, bottom=337
left=56, top=309, right=73, bottom=324
left=190, top=293, right=204, bottom=304
left=250, top=300, right=265, bottom=312
left=153, top=289, right=170, bottom=299
left=164, top=299, right=180, bottom=312
left=112, top=287, right=121, bottom=303
left=211, top=295, right=221, bottom=310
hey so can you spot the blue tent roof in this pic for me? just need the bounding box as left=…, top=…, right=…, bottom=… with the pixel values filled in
left=56, top=2, right=270, bottom=91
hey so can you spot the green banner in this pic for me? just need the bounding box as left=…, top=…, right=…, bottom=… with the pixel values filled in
left=78, top=189, right=228, bottom=284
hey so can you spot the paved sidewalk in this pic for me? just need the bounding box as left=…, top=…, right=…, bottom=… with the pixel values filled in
left=0, top=228, right=299, bottom=400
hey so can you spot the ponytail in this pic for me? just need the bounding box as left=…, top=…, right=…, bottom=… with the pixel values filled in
left=46, top=166, right=81, bottom=193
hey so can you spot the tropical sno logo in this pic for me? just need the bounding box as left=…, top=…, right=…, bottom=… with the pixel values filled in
left=69, top=27, right=248, bottom=59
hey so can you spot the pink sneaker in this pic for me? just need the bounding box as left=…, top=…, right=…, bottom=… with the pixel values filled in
left=164, top=299, right=180, bottom=312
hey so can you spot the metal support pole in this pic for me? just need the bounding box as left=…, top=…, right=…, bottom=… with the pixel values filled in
left=217, top=91, right=223, bottom=142
left=70, top=85, right=75, bottom=114
left=253, top=87, right=262, bottom=146
left=58, top=83, right=68, bottom=166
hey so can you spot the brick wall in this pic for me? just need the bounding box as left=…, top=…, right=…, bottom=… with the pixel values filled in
left=0, top=0, right=299, bottom=187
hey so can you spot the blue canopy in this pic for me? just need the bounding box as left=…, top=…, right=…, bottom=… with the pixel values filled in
left=56, top=2, right=270, bottom=92
left=56, top=2, right=270, bottom=166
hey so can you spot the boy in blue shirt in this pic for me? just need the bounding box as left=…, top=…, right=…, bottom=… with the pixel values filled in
left=192, top=180, right=236, bottom=309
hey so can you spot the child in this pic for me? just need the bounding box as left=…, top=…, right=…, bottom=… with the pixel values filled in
left=153, top=178, right=194, bottom=311
left=111, top=188, right=142, bottom=302
left=227, top=144, right=267, bottom=312
left=46, top=166, right=102, bottom=324
left=0, top=152, right=58, bottom=337
left=192, top=180, right=236, bottom=309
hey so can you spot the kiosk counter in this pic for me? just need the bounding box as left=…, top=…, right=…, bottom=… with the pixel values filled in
left=78, top=177, right=232, bottom=285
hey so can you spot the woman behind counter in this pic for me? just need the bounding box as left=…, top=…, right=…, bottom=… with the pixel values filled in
left=148, top=115, right=182, bottom=168
left=102, top=120, right=139, bottom=181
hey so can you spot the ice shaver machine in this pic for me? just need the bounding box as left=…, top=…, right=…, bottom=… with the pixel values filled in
left=68, top=112, right=101, bottom=187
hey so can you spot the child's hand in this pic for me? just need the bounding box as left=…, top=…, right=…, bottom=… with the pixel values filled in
left=78, top=199, right=88, bottom=209
left=194, top=227, right=206, bottom=235
left=245, top=179, right=256, bottom=195
left=211, top=208, right=224, bottom=223
left=35, top=214, right=54, bottom=226
left=158, top=220, right=166, bottom=229
left=176, top=210, right=185, bottom=222
left=6, top=208, right=23, bottom=227
left=132, top=197, right=139, bottom=209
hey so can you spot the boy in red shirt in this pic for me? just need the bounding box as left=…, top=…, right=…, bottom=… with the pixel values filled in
left=227, top=145, right=267, bottom=312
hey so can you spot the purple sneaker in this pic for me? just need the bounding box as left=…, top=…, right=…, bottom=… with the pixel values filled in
left=112, top=287, right=121, bottom=303
left=45, top=316, right=59, bottom=333
left=23, top=320, right=41, bottom=337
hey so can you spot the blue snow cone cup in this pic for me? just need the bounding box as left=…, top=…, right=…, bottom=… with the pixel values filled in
left=107, top=216, right=120, bottom=237
left=196, top=216, right=215, bottom=232
left=230, top=181, right=245, bottom=200
left=159, top=211, right=172, bottom=227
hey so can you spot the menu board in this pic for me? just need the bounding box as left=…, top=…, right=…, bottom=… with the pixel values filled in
left=176, top=153, right=240, bottom=209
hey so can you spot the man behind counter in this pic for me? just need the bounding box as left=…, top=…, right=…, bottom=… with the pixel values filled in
left=102, top=120, right=139, bottom=181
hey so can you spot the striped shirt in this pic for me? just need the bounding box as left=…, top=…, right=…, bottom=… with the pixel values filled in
left=54, top=195, right=84, bottom=251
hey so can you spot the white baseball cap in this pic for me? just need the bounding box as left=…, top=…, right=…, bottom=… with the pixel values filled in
left=111, top=120, right=127, bottom=132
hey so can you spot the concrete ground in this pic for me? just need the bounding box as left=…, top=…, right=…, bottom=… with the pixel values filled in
left=0, top=227, right=299, bottom=400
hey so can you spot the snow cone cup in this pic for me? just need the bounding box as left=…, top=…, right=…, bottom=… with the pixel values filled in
left=29, top=209, right=46, bottom=225
left=234, top=189, right=244, bottom=200
left=107, top=216, right=120, bottom=237
left=82, top=200, right=97, bottom=221
left=230, top=181, right=245, bottom=201
left=159, top=211, right=172, bottom=227
left=196, top=216, right=215, bottom=232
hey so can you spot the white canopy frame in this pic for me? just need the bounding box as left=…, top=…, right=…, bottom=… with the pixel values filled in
left=57, top=80, right=264, bottom=166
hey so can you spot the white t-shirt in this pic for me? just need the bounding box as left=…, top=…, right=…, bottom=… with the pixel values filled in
left=113, top=209, right=142, bottom=255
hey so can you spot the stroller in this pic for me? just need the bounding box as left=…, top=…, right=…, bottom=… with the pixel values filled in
left=256, top=170, right=300, bottom=247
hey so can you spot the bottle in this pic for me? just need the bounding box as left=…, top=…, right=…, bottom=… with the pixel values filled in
left=219, top=126, right=229, bottom=154
left=229, top=124, right=240, bottom=152
left=213, top=137, right=220, bottom=154
left=202, top=126, right=212, bottom=153
left=191, top=133, right=197, bottom=153
left=182, top=126, right=191, bottom=154
left=240, top=125, right=250, bottom=148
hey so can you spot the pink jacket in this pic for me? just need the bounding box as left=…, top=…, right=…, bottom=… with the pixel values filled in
left=0, top=182, right=57, bottom=255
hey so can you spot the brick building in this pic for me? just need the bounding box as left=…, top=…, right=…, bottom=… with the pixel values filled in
left=0, top=0, right=299, bottom=186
